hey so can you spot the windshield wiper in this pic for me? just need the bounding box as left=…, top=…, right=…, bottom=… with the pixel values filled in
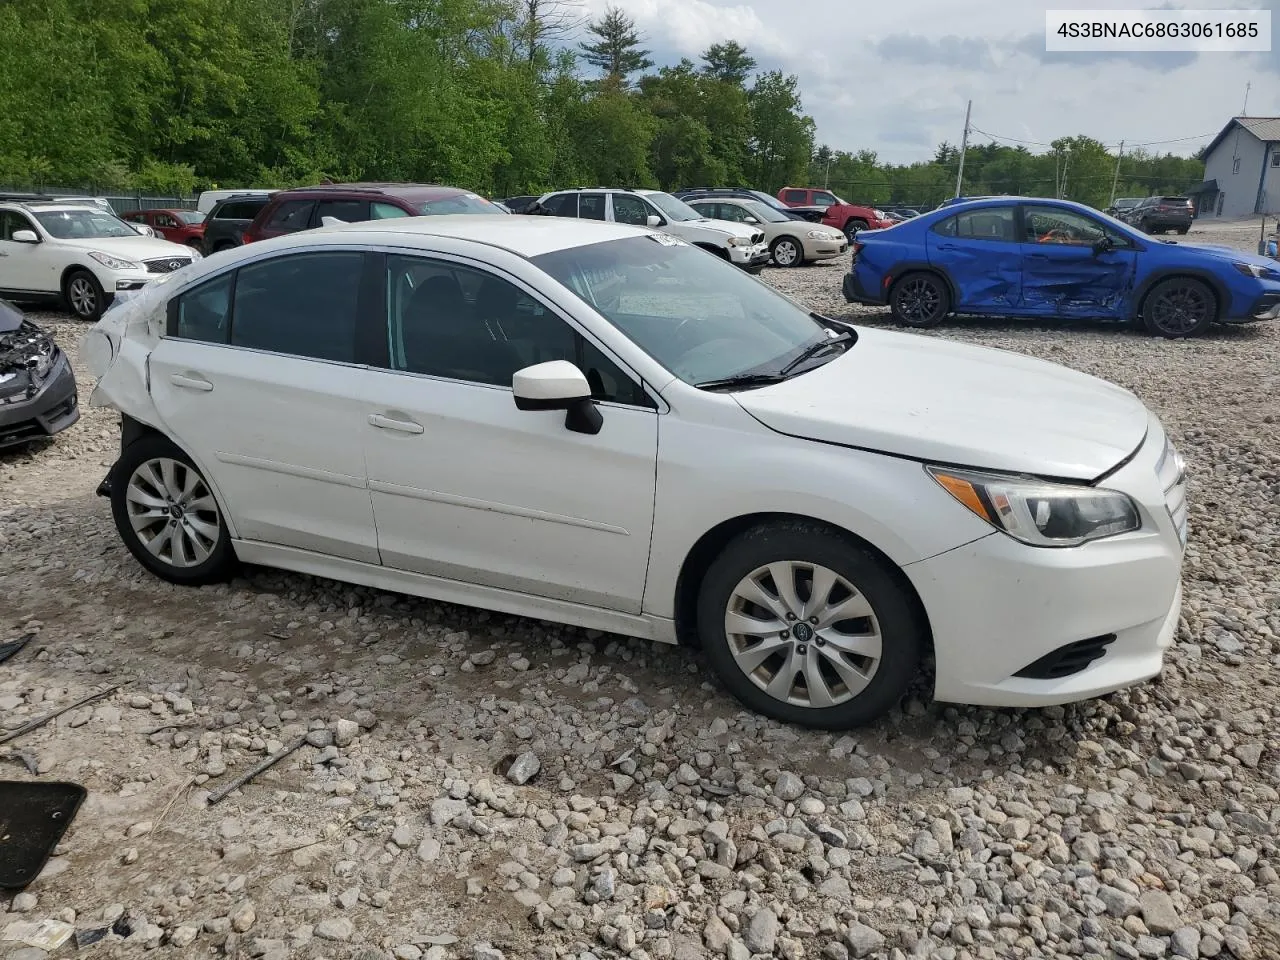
left=778, top=331, right=854, bottom=378
left=694, top=373, right=790, bottom=391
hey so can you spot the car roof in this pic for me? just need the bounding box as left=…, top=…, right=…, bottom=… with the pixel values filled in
left=278, top=213, right=655, bottom=258
left=270, top=183, right=478, bottom=203
left=0, top=201, right=104, bottom=214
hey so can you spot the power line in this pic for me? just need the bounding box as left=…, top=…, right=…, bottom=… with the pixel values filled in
left=969, top=125, right=1216, bottom=151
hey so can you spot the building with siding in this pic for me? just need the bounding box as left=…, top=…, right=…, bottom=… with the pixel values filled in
left=1190, top=117, right=1280, bottom=219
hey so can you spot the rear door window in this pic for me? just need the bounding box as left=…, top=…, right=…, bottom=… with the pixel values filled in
left=540, top=194, right=577, bottom=217
left=783, top=190, right=807, bottom=204
left=314, top=199, right=370, bottom=224
left=265, top=199, right=316, bottom=232
left=579, top=193, right=607, bottom=220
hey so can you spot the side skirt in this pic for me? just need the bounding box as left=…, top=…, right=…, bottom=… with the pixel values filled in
left=232, top=540, right=679, bottom=645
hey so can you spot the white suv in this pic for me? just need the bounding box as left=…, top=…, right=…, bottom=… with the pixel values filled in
left=0, top=201, right=202, bottom=321
left=535, top=188, right=771, bottom=272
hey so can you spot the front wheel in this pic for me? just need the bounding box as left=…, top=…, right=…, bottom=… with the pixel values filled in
left=110, top=434, right=236, bottom=585
left=890, top=271, right=950, bottom=328
left=64, top=269, right=107, bottom=322
left=844, top=219, right=868, bottom=242
left=770, top=236, right=803, bottom=267
left=1141, top=277, right=1216, bottom=338
left=696, top=522, right=925, bottom=729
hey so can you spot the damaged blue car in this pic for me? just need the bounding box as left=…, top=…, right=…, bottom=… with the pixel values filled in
left=842, top=197, right=1280, bottom=339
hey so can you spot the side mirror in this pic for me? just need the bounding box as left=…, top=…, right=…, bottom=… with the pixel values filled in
left=11, top=230, right=38, bottom=244
left=743, top=216, right=759, bottom=224
left=646, top=215, right=662, bottom=228
left=512, top=360, right=602, bottom=435
left=132, top=223, right=154, bottom=236
left=1092, top=236, right=1115, bottom=255
left=320, top=216, right=347, bottom=227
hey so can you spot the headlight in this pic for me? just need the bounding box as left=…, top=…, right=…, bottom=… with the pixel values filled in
left=725, top=237, right=744, bottom=248
left=806, top=230, right=833, bottom=240
left=1233, top=261, right=1278, bottom=279
left=873, top=210, right=886, bottom=219
left=88, top=251, right=141, bottom=271
left=927, top=466, right=1141, bottom=547
left=190, top=248, right=203, bottom=260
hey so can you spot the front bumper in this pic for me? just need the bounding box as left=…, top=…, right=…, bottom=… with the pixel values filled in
left=0, top=353, right=80, bottom=449
left=102, top=266, right=153, bottom=295
left=730, top=243, right=772, bottom=271
left=1246, top=291, right=1280, bottom=321
left=904, top=418, right=1186, bottom=708
left=804, top=237, right=849, bottom=261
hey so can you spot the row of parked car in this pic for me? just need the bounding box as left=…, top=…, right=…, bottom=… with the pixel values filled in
left=1105, top=195, right=1195, bottom=235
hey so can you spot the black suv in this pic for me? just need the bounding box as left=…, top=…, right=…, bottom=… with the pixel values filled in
left=672, top=187, right=822, bottom=223
left=202, top=193, right=274, bottom=255
left=1127, top=196, right=1193, bottom=235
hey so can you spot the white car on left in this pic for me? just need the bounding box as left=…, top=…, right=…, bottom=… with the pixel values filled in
left=0, top=200, right=202, bottom=321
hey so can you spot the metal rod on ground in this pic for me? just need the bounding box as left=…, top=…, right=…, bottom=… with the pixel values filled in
left=0, top=684, right=124, bottom=746
left=1108, top=140, right=1125, bottom=208
left=954, top=100, right=972, bottom=198
left=206, top=736, right=309, bottom=805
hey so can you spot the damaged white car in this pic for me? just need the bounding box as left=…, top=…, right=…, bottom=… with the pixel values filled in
left=82, top=215, right=1185, bottom=729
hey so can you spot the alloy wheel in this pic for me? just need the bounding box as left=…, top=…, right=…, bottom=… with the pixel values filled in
left=773, top=239, right=800, bottom=266
left=896, top=277, right=941, bottom=324
left=1150, top=284, right=1210, bottom=336
left=68, top=277, right=97, bottom=318
left=125, top=457, right=222, bottom=568
left=723, top=560, right=882, bottom=709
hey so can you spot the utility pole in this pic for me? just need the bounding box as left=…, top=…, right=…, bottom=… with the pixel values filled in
left=1059, top=148, right=1072, bottom=199
left=954, top=100, right=972, bottom=198
left=1242, top=81, right=1251, bottom=116
left=824, top=153, right=832, bottom=189
left=1108, top=140, right=1125, bottom=207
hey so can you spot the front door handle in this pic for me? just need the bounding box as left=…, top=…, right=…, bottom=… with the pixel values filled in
left=368, top=413, right=424, bottom=434
left=1027, top=253, right=1051, bottom=260
left=936, top=243, right=958, bottom=250
left=169, top=373, right=213, bottom=391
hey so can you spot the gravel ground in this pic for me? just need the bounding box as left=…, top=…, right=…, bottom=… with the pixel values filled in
left=1, top=219, right=1278, bottom=960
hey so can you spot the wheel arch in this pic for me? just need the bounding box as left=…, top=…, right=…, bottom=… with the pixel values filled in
left=113, top=413, right=242, bottom=541
left=672, top=511, right=935, bottom=661
left=60, top=262, right=103, bottom=293
left=694, top=242, right=731, bottom=260
left=1133, top=269, right=1226, bottom=321
left=886, top=262, right=958, bottom=305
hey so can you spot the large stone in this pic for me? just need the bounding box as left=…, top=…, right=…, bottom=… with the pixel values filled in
left=315, top=917, right=355, bottom=942
left=845, top=922, right=885, bottom=958
left=744, top=908, right=779, bottom=954
left=505, top=752, right=541, bottom=786
left=1140, top=889, right=1181, bottom=936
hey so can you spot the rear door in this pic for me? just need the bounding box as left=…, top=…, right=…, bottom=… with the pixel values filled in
left=925, top=205, right=1022, bottom=311
left=1018, top=205, right=1137, bottom=319
left=255, top=198, right=316, bottom=241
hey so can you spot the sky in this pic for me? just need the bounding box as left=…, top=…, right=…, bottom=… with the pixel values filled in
left=576, top=0, right=1280, bottom=164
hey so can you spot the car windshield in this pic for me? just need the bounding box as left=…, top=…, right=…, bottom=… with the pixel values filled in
left=418, top=194, right=504, bottom=215
left=532, top=236, right=841, bottom=385
left=34, top=209, right=139, bottom=239
left=176, top=211, right=205, bottom=224
left=741, top=200, right=791, bottom=223
left=644, top=192, right=701, bottom=222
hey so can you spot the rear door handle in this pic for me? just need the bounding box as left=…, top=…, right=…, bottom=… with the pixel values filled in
left=1027, top=253, right=1050, bottom=260
left=169, top=373, right=213, bottom=391
left=368, top=413, right=424, bottom=435
left=936, top=243, right=958, bottom=250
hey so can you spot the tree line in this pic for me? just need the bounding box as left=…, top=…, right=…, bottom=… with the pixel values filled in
left=0, top=0, right=1203, bottom=210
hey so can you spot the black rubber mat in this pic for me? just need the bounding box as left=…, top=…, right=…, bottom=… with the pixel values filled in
left=0, top=781, right=85, bottom=889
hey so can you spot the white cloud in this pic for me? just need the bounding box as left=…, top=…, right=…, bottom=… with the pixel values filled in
left=583, top=0, right=1280, bottom=163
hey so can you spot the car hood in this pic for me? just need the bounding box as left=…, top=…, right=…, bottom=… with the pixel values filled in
left=732, top=327, right=1150, bottom=480
left=1172, top=242, right=1276, bottom=267
left=54, top=236, right=196, bottom=260
left=672, top=218, right=759, bottom=240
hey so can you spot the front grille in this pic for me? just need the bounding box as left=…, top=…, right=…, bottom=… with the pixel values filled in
left=144, top=257, right=193, bottom=274
left=1014, top=634, right=1117, bottom=679
left=1155, top=435, right=1188, bottom=547
left=750, top=232, right=764, bottom=245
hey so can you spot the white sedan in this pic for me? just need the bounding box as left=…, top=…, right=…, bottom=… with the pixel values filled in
left=82, top=215, right=1186, bottom=728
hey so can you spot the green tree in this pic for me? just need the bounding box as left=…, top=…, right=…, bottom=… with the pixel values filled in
left=747, top=71, right=814, bottom=191
left=700, top=40, right=756, bottom=85
left=578, top=6, right=652, bottom=87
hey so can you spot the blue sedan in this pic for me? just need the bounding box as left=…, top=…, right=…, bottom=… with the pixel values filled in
left=842, top=197, right=1280, bottom=338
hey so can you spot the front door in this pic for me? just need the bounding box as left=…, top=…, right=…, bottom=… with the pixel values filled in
left=925, top=204, right=1022, bottom=311
left=146, top=249, right=381, bottom=562
left=1018, top=205, right=1136, bottom=319
left=0, top=211, right=56, bottom=294
left=361, top=252, right=660, bottom=613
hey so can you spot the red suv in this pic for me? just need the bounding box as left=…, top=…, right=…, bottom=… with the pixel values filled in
left=777, top=187, right=895, bottom=241
left=243, top=183, right=507, bottom=243
left=123, top=208, right=206, bottom=250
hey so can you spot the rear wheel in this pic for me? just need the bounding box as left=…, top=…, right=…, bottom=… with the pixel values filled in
left=110, top=434, right=236, bottom=585
left=696, top=522, right=924, bottom=729
left=770, top=236, right=803, bottom=267
left=1176, top=226, right=1189, bottom=235
left=1141, top=277, right=1216, bottom=338
left=890, top=271, right=950, bottom=328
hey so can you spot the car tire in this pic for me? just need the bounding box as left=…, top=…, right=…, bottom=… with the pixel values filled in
left=110, top=434, right=236, bottom=586
left=1141, top=277, right=1216, bottom=339
left=890, top=271, right=950, bottom=328
left=63, top=269, right=107, bottom=322
left=1176, top=227, right=1189, bottom=235
left=186, top=239, right=205, bottom=252
left=844, top=219, right=869, bottom=242
left=213, top=241, right=236, bottom=253
left=696, top=521, right=925, bottom=729
left=770, top=236, right=803, bottom=267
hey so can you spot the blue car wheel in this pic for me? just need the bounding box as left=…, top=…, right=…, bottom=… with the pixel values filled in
left=890, top=272, right=950, bottom=328
left=1141, top=277, right=1215, bottom=339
